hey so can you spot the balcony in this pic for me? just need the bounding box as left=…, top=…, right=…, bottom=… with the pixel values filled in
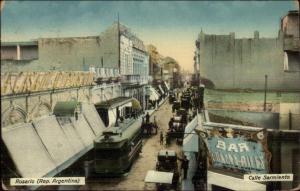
left=121, top=75, right=149, bottom=85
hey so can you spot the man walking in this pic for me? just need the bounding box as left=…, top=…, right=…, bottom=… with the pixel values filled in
left=145, top=112, right=150, bottom=124
left=178, top=155, right=189, bottom=179
left=153, top=116, right=158, bottom=134
left=160, top=131, right=164, bottom=145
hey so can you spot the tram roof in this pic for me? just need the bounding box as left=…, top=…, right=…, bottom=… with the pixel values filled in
left=94, top=118, right=142, bottom=146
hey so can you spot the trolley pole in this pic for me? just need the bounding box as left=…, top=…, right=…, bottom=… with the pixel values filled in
left=263, top=75, right=268, bottom=112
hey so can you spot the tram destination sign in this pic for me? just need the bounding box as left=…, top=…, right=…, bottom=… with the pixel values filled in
left=197, top=125, right=272, bottom=174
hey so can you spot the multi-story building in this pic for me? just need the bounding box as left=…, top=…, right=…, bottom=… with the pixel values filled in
left=147, top=44, right=164, bottom=80
left=117, top=24, right=150, bottom=110
left=1, top=22, right=153, bottom=110
left=281, top=10, right=300, bottom=72
left=195, top=10, right=300, bottom=91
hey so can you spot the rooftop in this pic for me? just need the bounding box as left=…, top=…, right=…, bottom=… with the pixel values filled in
left=1, top=41, right=38, bottom=46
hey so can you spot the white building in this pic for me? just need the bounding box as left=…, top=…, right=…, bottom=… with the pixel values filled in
left=120, top=35, right=133, bottom=75
left=132, top=47, right=149, bottom=84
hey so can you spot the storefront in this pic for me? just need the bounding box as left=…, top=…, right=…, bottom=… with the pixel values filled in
left=195, top=110, right=300, bottom=191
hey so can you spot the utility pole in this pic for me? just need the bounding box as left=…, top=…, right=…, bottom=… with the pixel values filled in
left=264, top=75, right=268, bottom=111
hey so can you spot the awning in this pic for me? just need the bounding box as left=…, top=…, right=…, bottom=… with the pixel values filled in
left=183, top=133, right=198, bottom=152
left=2, top=103, right=105, bottom=179
left=132, top=98, right=142, bottom=110
left=53, top=101, right=80, bottom=116
left=158, top=85, right=165, bottom=95
left=163, top=81, right=170, bottom=91
left=144, top=170, right=173, bottom=184
left=183, top=117, right=198, bottom=152
left=95, top=97, right=132, bottom=109
left=2, top=123, right=58, bottom=178
left=147, top=86, right=160, bottom=101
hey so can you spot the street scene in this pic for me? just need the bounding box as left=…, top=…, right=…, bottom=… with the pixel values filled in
left=1, top=1, right=300, bottom=191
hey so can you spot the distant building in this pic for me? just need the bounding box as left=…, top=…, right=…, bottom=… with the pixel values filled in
left=146, top=44, right=164, bottom=80
left=161, top=57, right=181, bottom=89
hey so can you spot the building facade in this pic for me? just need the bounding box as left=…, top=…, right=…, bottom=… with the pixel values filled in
left=1, top=24, right=120, bottom=72
left=120, top=35, right=133, bottom=75
left=281, top=10, right=300, bottom=72
left=196, top=10, right=300, bottom=91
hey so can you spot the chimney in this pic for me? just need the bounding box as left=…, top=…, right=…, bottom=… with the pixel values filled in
left=254, top=31, right=259, bottom=40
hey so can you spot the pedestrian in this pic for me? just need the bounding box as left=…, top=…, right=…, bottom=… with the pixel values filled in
left=154, top=116, right=158, bottom=134
left=147, top=123, right=152, bottom=136
left=168, top=118, right=174, bottom=130
left=145, top=112, right=150, bottom=124
left=178, top=155, right=189, bottom=179
left=142, top=116, right=145, bottom=123
left=160, top=131, right=164, bottom=145
left=165, top=133, right=170, bottom=146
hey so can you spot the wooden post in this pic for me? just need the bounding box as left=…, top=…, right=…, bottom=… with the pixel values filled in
left=264, top=75, right=268, bottom=111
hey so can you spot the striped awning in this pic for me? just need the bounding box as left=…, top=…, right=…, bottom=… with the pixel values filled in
left=149, top=87, right=160, bottom=101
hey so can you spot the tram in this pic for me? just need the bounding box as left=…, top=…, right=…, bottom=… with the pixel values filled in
left=94, top=117, right=143, bottom=176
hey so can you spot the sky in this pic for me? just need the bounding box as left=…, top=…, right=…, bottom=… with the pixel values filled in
left=1, top=1, right=297, bottom=71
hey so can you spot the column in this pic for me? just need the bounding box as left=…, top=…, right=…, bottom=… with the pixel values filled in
left=16, top=45, right=21, bottom=60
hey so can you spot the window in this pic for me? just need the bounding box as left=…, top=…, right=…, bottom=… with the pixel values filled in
left=0, top=44, right=38, bottom=61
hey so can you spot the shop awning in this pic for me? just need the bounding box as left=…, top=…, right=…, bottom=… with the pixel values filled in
left=162, top=81, right=170, bottom=91
left=158, top=85, right=165, bottom=95
left=95, top=97, right=132, bottom=109
left=2, top=123, right=58, bottom=178
left=183, top=133, right=198, bottom=152
left=53, top=101, right=80, bottom=116
left=132, top=98, right=142, bottom=110
left=2, top=103, right=104, bottom=178
left=144, top=170, right=173, bottom=184
left=183, top=117, right=198, bottom=152
left=147, top=86, right=160, bottom=101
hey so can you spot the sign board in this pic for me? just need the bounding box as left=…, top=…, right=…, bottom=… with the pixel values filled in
left=197, top=125, right=272, bottom=174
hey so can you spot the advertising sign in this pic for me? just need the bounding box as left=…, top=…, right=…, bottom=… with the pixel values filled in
left=197, top=126, right=272, bottom=174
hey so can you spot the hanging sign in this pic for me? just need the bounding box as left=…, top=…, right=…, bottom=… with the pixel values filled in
left=197, top=126, right=272, bottom=174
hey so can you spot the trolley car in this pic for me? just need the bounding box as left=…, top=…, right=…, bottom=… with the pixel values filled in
left=94, top=118, right=143, bottom=176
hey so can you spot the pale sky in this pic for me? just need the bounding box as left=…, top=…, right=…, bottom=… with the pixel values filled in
left=1, top=1, right=297, bottom=71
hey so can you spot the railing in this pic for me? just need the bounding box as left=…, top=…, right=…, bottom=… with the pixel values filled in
left=121, top=75, right=150, bottom=85
left=90, top=67, right=120, bottom=78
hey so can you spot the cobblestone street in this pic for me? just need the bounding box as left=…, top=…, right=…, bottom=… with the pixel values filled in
left=80, top=101, right=183, bottom=190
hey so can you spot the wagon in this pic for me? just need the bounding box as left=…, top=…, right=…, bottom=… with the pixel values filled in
left=151, top=150, right=179, bottom=190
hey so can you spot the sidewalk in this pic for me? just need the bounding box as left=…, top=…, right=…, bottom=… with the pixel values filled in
left=181, top=151, right=197, bottom=191
left=181, top=113, right=203, bottom=191
left=144, top=96, right=169, bottom=116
